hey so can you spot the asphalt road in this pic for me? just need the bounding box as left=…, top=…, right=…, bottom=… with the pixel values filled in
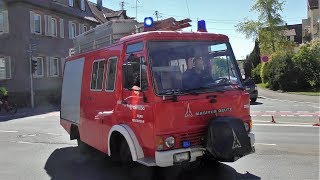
left=0, top=111, right=319, bottom=180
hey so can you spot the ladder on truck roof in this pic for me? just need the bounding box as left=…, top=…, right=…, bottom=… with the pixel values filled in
left=70, top=20, right=139, bottom=56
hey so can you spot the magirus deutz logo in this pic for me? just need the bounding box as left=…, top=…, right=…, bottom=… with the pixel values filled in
left=185, top=102, right=232, bottom=117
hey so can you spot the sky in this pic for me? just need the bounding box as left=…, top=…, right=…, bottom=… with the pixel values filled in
left=88, top=0, right=307, bottom=59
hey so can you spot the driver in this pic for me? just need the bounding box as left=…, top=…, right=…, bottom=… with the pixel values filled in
left=182, top=56, right=212, bottom=89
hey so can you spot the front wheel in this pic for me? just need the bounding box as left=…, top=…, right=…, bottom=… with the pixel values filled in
left=250, top=98, right=257, bottom=102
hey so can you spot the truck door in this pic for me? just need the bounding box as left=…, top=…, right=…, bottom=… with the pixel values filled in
left=81, top=59, right=106, bottom=150
left=117, top=53, right=154, bottom=154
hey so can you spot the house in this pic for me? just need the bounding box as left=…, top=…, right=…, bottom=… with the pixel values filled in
left=87, top=0, right=134, bottom=23
left=302, top=0, right=319, bottom=42
left=0, top=0, right=99, bottom=107
left=283, top=24, right=303, bottom=45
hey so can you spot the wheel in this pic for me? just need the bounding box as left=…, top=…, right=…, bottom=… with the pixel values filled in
left=6, top=103, right=17, bottom=115
left=77, top=139, right=92, bottom=154
left=250, top=98, right=257, bottom=102
left=119, top=140, right=134, bottom=165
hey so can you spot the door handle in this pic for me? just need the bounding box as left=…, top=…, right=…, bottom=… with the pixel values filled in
left=121, top=100, right=128, bottom=105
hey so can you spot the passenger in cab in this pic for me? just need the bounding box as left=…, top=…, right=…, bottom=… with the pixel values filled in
left=182, top=56, right=212, bottom=89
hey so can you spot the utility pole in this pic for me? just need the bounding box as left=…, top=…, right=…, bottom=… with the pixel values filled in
left=154, top=11, right=160, bottom=21
left=120, top=1, right=125, bottom=10
left=27, top=39, right=37, bottom=108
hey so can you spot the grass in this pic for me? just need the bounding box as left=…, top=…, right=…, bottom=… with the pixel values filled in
left=257, top=83, right=320, bottom=96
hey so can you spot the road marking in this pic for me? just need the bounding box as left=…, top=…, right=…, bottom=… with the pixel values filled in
left=286, top=115, right=294, bottom=117
left=266, top=111, right=276, bottom=113
left=259, top=96, right=318, bottom=105
left=261, top=115, right=272, bottom=117
left=0, top=130, right=18, bottom=133
left=253, top=120, right=270, bottom=123
left=255, top=143, right=276, bottom=146
left=251, top=115, right=257, bottom=117
left=254, top=123, right=316, bottom=127
left=299, top=115, right=313, bottom=117
left=46, top=133, right=62, bottom=136
left=280, top=111, right=291, bottom=113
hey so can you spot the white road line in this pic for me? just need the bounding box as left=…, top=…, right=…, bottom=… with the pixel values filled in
left=261, top=115, right=272, bottom=117
left=254, top=123, right=316, bottom=127
left=251, top=115, right=257, bottom=117
left=280, top=111, right=291, bottom=113
left=0, top=130, right=18, bottom=133
left=297, top=111, right=309, bottom=113
left=46, top=133, right=62, bottom=136
left=251, top=111, right=261, bottom=113
left=266, top=111, right=276, bottom=113
left=253, top=120, right=270, bottom=123
left=299, top=115, right=313, bottom=117
left=255, top=143, right=276, bottom=146
left=259, top=96, right=318, bottom=104
left=286, top=115, right=294, bottom=117
left=280, top=115, right=286, bottom=117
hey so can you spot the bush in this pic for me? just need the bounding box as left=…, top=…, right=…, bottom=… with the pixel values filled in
left=292, top=39, right=320, bottom=90
left=261, top=52, right=297, bottom=91
left=251, top=63, right=262, bottom=83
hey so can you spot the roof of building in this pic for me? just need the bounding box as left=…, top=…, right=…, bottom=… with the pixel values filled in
left=308, top=0, right=319, bottom=9
left=87, top=1, right=133, bottom=23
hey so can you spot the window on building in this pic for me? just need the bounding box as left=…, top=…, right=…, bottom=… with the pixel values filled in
left=0, top=10, right=9, bottom=33
left=80, top=0, right=86, bottom=11
left=69, top=22, right=76, bottom=39
left=84, top=26, right=87, bottom=32
left=68, top=0, right=74, bottom=7
left=33, top=13, right=41, bottom=34
left=106, top=57, right=118, bottom=91
left=33, top=57, right=44, bottom=77
left=90, top=60, right=105, bottom=90
left=0, top=57, right=11, bottom=80
left=51, top=18, right=57, bottom=37
left=60, top=19, right=64, bottom=38
left=48, top=57, right=60, bottom=77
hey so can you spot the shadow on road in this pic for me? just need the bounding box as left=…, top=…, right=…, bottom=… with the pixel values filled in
left=250, top=101, right=263, bottom=105
left=44, top=147, right=261, bottom=180
left=0, top=106, right=59, bottom=122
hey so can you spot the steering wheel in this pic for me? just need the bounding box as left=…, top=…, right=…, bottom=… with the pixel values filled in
left=212, top=77, right=230, bottom=84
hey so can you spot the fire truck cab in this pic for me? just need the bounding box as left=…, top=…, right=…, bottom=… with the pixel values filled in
left=60, top=19, right=255, bottom=167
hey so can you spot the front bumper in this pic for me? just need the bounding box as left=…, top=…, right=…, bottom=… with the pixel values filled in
left=155, top=132, right=255, bottom=167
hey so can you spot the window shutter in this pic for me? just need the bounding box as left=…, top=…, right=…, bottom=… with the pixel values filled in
left=48, top=15, right=53, bottom=36
left=60, top=57, right=65, bottom=76
left=30, top=11, right=35, bottom=34
left=3, top=10, right=9, bottom=33
left=44, top=15, right=48, bottom=35
left=5, top=56, right=11, bottom=79
left=68, top=21, right=72, bottom=39
left=46, top=57, right=50, bottom=77
left=60, top=18, right=64, bottom=38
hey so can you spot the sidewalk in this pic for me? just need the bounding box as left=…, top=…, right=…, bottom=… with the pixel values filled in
left=0, top=105, right=60, bottom=122
left=258, top=87, right=320, bottom=104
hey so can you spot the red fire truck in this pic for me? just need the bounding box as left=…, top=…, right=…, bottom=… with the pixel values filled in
left=60, top=18, right=255, bottom=167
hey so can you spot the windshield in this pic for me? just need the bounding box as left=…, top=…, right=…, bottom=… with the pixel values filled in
left=148, top=41, right=243, bottom=95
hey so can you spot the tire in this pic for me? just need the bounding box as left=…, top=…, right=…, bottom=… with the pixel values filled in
left=77, top=139, right=92, bottom=154
left=250, top=98, right=257, bottom=102
left=6, top=103, right=17, bottom=115
left=119, top=139, right=134, bottom=165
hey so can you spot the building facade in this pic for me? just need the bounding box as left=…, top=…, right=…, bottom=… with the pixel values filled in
left=302, top=0, right=319, bottom=42
left=0, top=0, right=98, bottom=106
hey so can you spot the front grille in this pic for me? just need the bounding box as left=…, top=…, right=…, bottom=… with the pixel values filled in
left=176, top=129, right=206, bottom=148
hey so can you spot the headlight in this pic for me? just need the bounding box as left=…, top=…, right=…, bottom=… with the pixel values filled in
left=165, top=136, right=175, bottom=148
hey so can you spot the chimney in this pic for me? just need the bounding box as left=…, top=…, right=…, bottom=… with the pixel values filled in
left=97, top=0, right=102, bottom=11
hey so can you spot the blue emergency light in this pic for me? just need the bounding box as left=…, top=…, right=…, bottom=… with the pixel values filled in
left=197, top=20, right=207, bottom=32
left=182, top=140, right=191, bottom=148
left=144, top=17, right=154, bottom=28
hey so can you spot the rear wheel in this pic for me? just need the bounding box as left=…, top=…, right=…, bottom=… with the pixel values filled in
left=6, top=103, right=17, bottom=115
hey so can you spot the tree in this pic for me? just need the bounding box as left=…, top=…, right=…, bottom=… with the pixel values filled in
left=235, top=0, right=291, bottom=54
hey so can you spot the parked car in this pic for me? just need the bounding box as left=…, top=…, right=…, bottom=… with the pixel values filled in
left=244, top=78, right=258, bottom=102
